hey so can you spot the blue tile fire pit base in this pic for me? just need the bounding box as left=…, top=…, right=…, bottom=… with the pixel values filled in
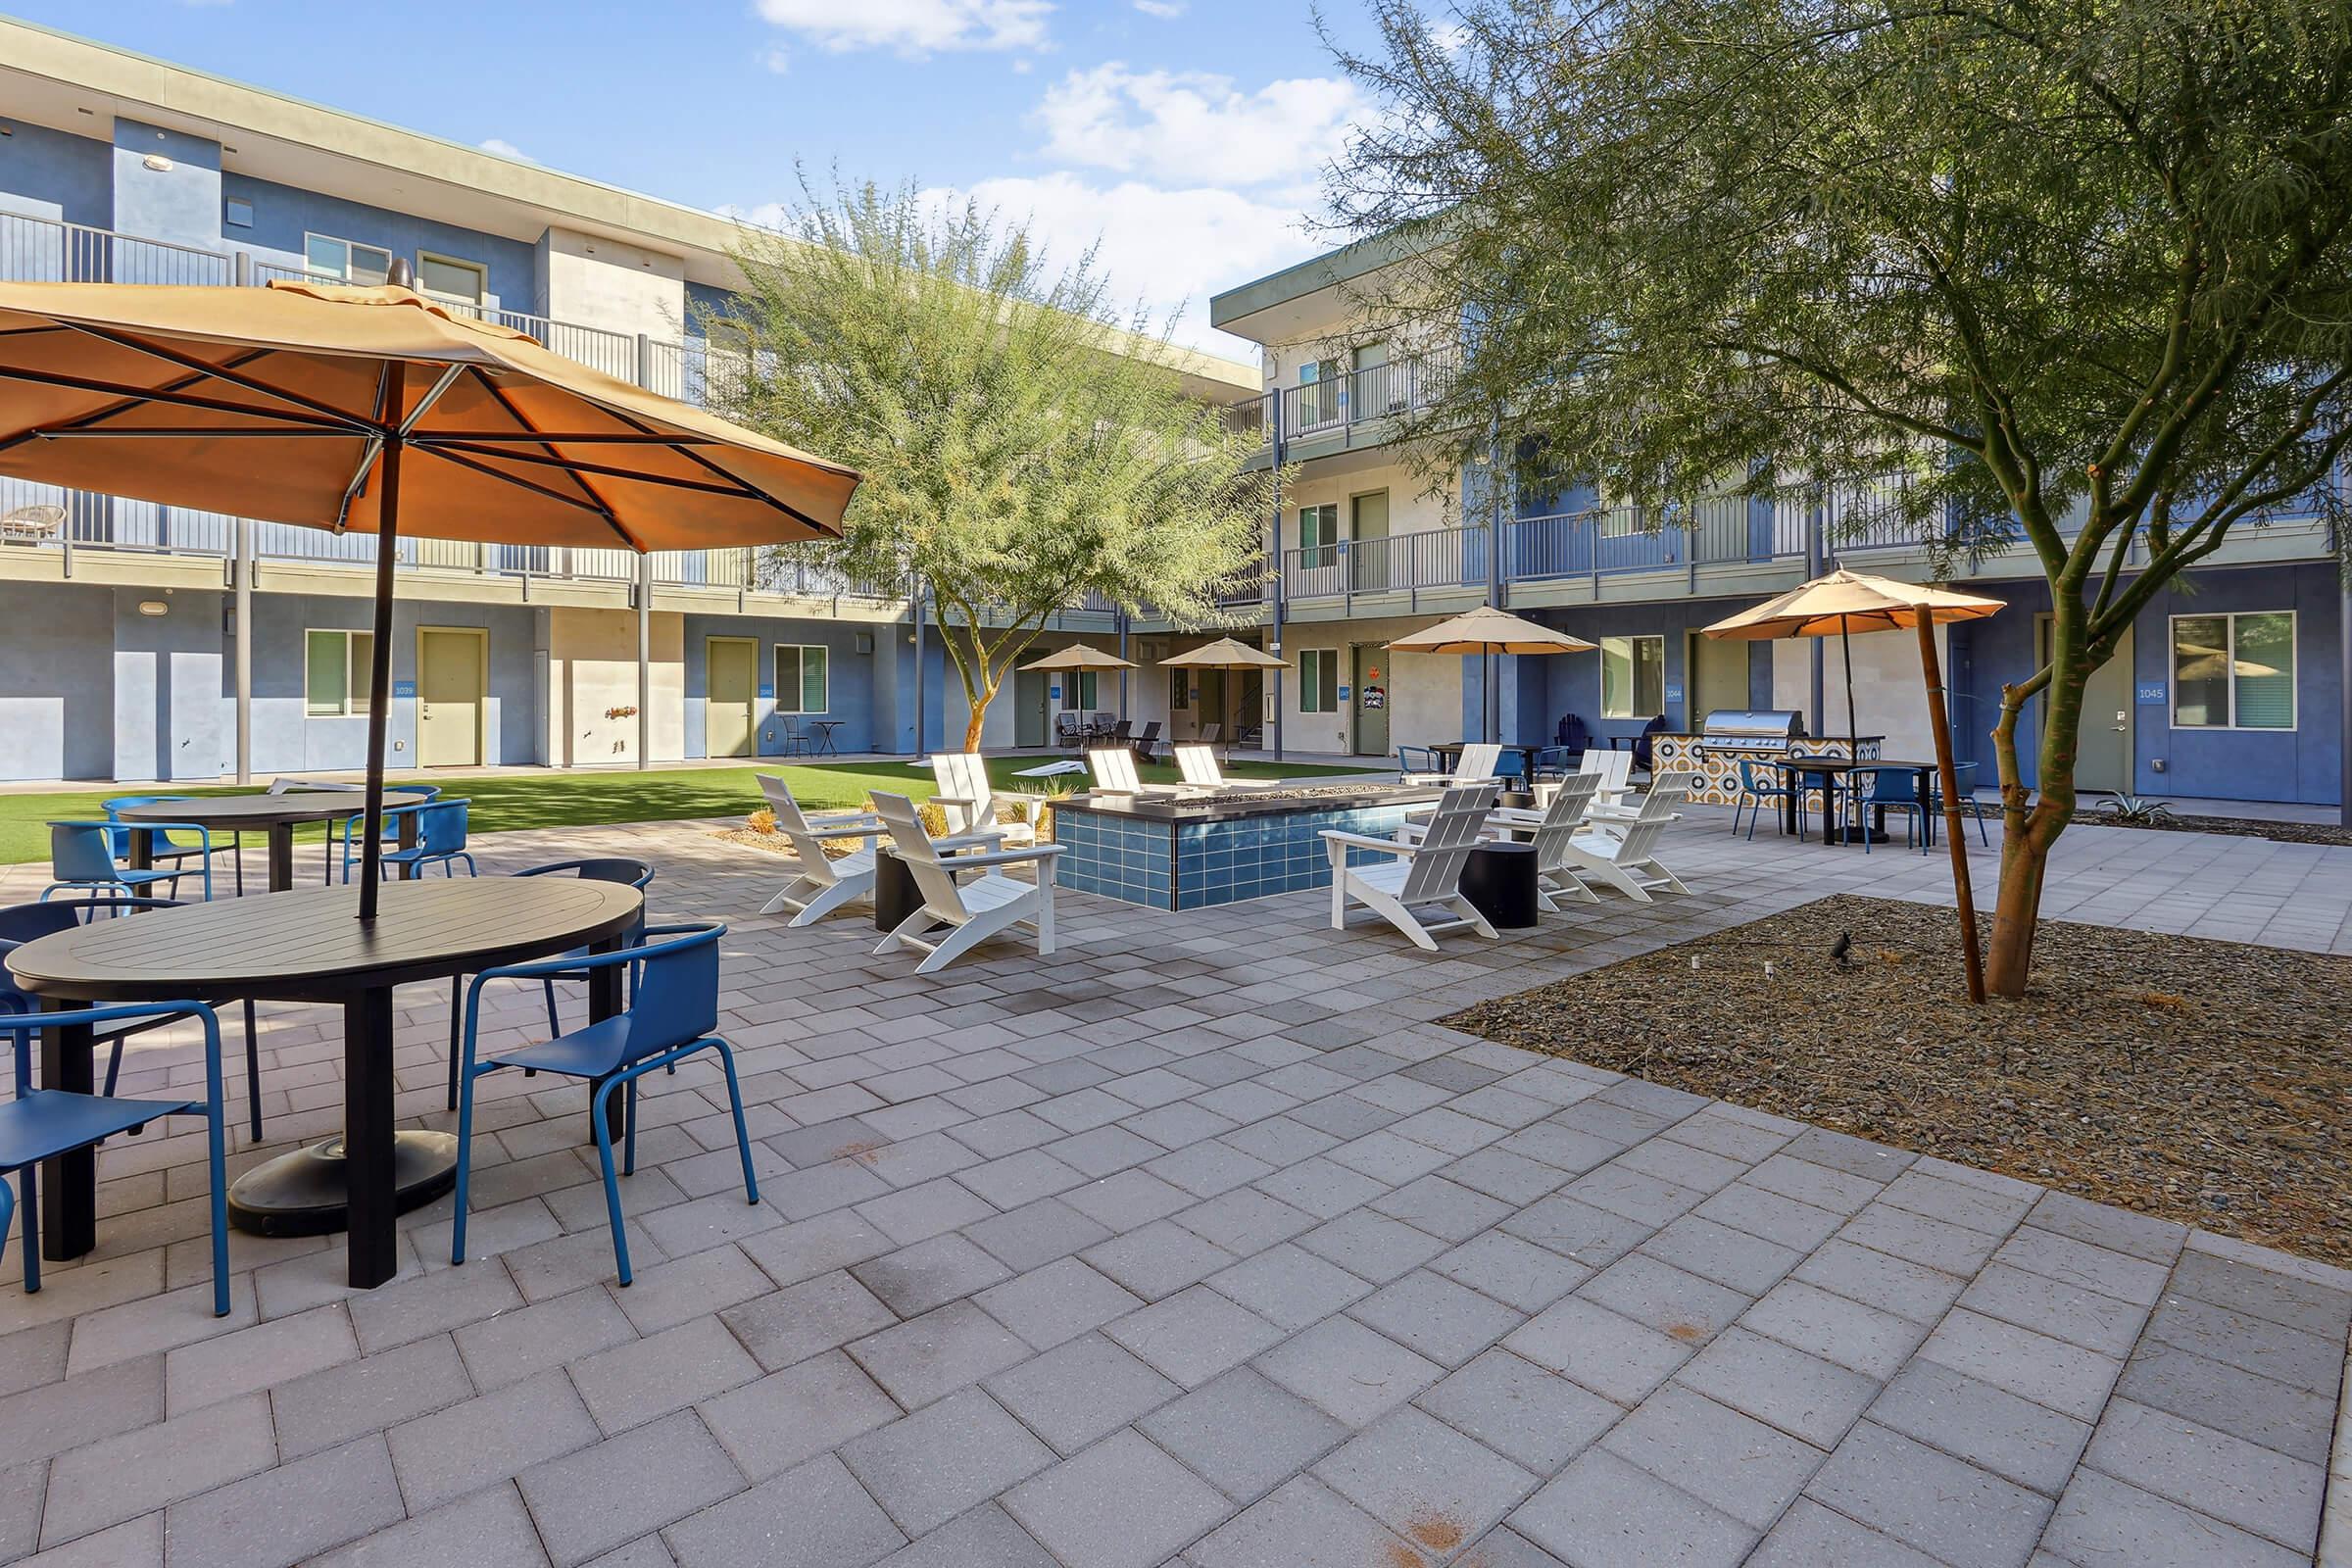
left=1053, top=788, right=1448, bottom=910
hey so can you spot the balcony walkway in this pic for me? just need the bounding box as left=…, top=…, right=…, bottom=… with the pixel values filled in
left=0, top=811, right=2340, bottom=1566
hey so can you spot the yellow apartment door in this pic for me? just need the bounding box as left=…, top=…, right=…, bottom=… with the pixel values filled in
left=416, top=628, right=484, bottom=768
left=1689, top=632, right=1750, bottom=724
left=707, top=637, right=757, bottom=759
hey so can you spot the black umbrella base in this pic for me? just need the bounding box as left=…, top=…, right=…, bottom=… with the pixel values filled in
left=227, top=1131, right=459, bottom=1237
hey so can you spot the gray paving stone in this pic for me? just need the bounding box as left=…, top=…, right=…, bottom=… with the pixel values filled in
left=1690, top=1184, right=1845, bottom=1252
left=957, top=1150, right=1088, bottom=1209
left=161, top=1435, right=405, bottom=1568
left=1995, top=1226, right=2171, bottom=1307
left=163, top=1302, right=357, bottom=1414
left=1105, top=1284, right=1283, bottom=1388
left=1442, top=1148, right=1572, bottom=1206
left=1146, top=1142, right=1276, bottom=1200
left=1804, top=1421, right=2053, bottom=1568
left=2167, top=1249, right=2352, bottom=1341
left=1170, top=1189, right=1316, bottom=1254
left=1639, top=1214, right=1802, bottom=1297
left=1249, top=1154, right=1386, bottom=1219
left=1673, top=1326, right=1882, bottom=1449
left=0, top=1321, right=68, bottom=1403
left=312, top=1482, right=552, bottom=1568
left=454, top=1284, right=637, bottom=1391
left=1960, top=1260, right=2149, bottom=1356
left=1080, top=1220, right=1236, bottom=1300
left=1838, top=1203, right=2005, bottom=1275
left=1184, top=1476, right=1422, bottom=1568
left=41, top=1391, right=277, bottom=1546
left=1742, top=1279, right=1927, bottom=1378
left=1509, top=1447, right=1757, bottom=1568
left=1560, top=1163, right=1707, bottom=1229
left=1879, top=1167, right=2034, bottom=1235
left=720, top=1268, right=897, bottom=1370
left=974, top=1256, right=1145, bottom=1351
left=2082, top=1396, right=2325, bottom=1549
left=961, top=1196, right=1115, bottom=1273
left=611, top=1247, right=774, bottom=1337
left=986, top=1332, right=1179, bottom=1454
left=348, top=1262, right=524, bottom=1354
left=1348, top=1269, right=1524, bottom=1368
left=2140, top=1291, right=2344, bottom=1392
left=0, top=1354, right=165, bottom=1467
left=569, top=1316, right=761, bottom=1436
left=1789, top=1237, right=1968, bottom=1324
left=2113, top=1339, right=2336, bottom=1465
left=1204, top=1244, right=1371, bottom=1331
left=1745, top=1496, right=1946, bottom=1568
left=1869, top=1357, right=2093, bottom=1495
left=1415, top=1348, right=1618, bottom=1473
left=389, top=1367, right=603, bottom=1512
left=2025, top=1190, right=2186, bottom=1265
left=849, top=1299, right=1031, bottom=1408
left=853, top=1233, right=1014, bottom=1317
left=874, top=1502, right=1055, bottom=1568
left=1312, top=1404, right=1536, bottom=1556
left=1779, top=1128, right=1913, bottom=1183
left=1503, top=1194, right=1658, bottom=1268
left=1059, top=1168, right=1193, bottom=1231
left=1577, top=1253, right=1751, bottom=1348
left=271, top=1331, right=476, bottom=1459
left=699, top=1348, right=899, bottom=1482
left=1004, top=1429, right=1234, bottom=1568
left=840, top=1387, right=1056, bottom=1537
left=1919, top=1307, right=2124, bottom=1422
left=1255, top=1315, right=1443, bottom=1427
left=1502, top=1297, right=1694, bottom=1404
left=1601, top=1384, right=1828, bottom=1530
left=516, top=1411, right=747, bottom=1566
left=2038, top=1468, right=2309, bottom=1568
left=664, top=1452, right=906, bottom=1568
left=1139, top=1366, right=1348, bottom=1503
left=734, top=1209, right=894, bottom=1288
left=1295, top=1209, right=1449, bottom=1284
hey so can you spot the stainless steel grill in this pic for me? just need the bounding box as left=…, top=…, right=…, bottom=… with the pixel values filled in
left=1697, top=710, right=1807, bottom=751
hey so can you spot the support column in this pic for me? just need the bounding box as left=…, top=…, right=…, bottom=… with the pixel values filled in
left=1268, top=392, right=1286, bottom=761
left=234, top=516, right=253, bottom=785
left=912, top=575, right=927, bottom=760
left=2340, top=576, right=2350, bottom=827
left=1806, top=485, right=1826, bottom=733
left=636, top=555, right=652, bottom=771
left=1117, top=612, right=1130, bottom=722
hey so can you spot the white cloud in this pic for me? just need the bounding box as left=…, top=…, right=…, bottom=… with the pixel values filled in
left=753, top=0, right=1051, bottom=56
left=760, top=47, right=792, bottom=74
left=477, top=137, right=533, bottom=162
left=925, top=172, right=1321, bottom=355
left=1034, top=64, right=1359, bottom=192
left=1132, top=0, right=1185, bottom=17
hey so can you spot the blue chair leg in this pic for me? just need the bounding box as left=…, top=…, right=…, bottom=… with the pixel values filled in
left=590, top=1077, right=633, bottom=1287
left=103, top=1037, right=122, bottom=1099
left=542, top=978, right=561, bottom=1040
left=244, top=1000, right=262, bottom=1142
left=714, top=1038, right=760, bottom=1205
left=19, top=1160, right=37, bottom=1297
left=0, top=1179, right=12, bottom=1296
left=622, top=1078, right=638, bottom=1178
left=451, top=1029, right=479, bottom=1265
left=198, top=1010, right=229, bottom=1315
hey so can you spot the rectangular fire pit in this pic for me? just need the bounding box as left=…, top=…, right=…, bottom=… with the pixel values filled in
left=1052, top=782, right=1451, bottom=909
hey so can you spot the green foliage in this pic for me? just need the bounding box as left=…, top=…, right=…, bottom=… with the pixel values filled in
left=702, top=177, right=1283, bottom=743
left=2094, top=793, right=2177, bottom=826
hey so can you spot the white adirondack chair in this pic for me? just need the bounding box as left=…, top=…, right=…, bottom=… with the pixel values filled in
left=1402, top=741, right=1502, bottom=786
left=1320, top=783, right=1501, bottom=950
left=1558, top=780, right=1691, bottom=902
left=1173, top=742, right=1284, bottom=792
left=754, top=774, right=889, bottom=926
left=868, top=791, right=1062, bottom=974
left=1484, top=772, right=1605, bottom=910
left=1085, top=744, right=1179, bottom=796
left=1574, top=748, right=1636, bottom=812
left=929, top=752, right=1043, bottom=847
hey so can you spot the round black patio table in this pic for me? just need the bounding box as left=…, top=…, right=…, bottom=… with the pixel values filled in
left=116, top=790, right=430, bottom=893
left=8, top=877, right=644, bottom=1288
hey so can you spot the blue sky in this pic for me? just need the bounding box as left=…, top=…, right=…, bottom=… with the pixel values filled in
left=16, top=0, right=1385, bottom=358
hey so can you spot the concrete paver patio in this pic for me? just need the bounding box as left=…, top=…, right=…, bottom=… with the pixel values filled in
left=0, top=807, right=2343, bottom=1566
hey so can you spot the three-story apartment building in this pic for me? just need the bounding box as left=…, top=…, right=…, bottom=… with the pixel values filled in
left=0, top=19, right=1258, bottom=783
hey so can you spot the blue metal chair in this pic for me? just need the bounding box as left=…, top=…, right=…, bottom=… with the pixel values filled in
left=332, top=787, right=447, bottom=882
left=1494, top=750, right=1529, bottom=783
left=452, top=923, right=757, bottom=1286
left=102, top=798, right=239, bottom=895
left=445, top=858, right=656, bottom=1111
left=1396, top=745, right=1440, bottom=776
left=0, top=1000, right=231, bottom=1315
left=1853, top=765, right=1929, bottom=854
left=345, top=799, right=475, bottom=881
left=43, top=821, right=210, bottom=905
left=1732, top=757, right=1800, bottom=840
left=1928, top=760, right=1992, bottom=846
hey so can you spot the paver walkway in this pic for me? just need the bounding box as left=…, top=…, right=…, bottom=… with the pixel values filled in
left=0, top=808, right=2342, bottom=1567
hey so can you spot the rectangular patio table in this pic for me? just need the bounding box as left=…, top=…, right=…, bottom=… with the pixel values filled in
left=1769, top=757, right=1940, bottom=847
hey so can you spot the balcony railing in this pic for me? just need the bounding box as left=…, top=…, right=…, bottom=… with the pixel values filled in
left=1279, top=348, right=1461, bottom=444
left=1508, top=498, right=1794, bottom=583
left=1284, top=525, right=1491, bottom=603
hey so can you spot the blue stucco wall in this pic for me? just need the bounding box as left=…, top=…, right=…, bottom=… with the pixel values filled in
left=683, top=280, right=738, bottom=337
left=0, top=119, right=112, bottom=229
left=0, top=581, right=117, bottom=780
left=222, top=172, right=536, bottom=311
left=113, top=586, right=226, bottom=781
left=111, top=120, right=220, bottom=259
left=680, top=613, right=883, bottom=759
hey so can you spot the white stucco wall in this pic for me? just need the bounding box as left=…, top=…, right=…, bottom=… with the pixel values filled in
left=1772, top=625, right=1949, bottom=757
left=538, top=227, right=687, bottom=339
left=549, top=608, right=683, bottom=765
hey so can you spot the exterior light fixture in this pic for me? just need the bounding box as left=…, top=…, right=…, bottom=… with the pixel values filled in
left=137, top=600, right=169, bottom=617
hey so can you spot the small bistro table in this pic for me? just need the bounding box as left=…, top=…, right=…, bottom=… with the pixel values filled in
left=808, top=719, right=845, bottom=757
left=1769, top=757, right=1940, bottom=848
left=116, top=791, right=430, bottom=893
left=8, top=877, right=644, bottom=1288
left=1428, top=741, right=1542, bottom=780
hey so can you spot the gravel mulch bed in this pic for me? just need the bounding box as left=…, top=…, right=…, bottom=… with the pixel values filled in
left=2073, top=811, right=2352, bottom=848
left=1447, top=895, right=2352, bottom=1265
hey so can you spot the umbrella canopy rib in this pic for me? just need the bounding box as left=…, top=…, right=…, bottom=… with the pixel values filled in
left=62, top=322, right=371, bottom=429
left=0, top=365, right=366, bottom=432
left=451, top=365, right=634, bottom=550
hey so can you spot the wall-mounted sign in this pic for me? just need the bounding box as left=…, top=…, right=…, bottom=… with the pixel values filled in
left=1337, top=684, right=1351, bottom=703
left=1050, top=685, right=1062, bottom=701
left=2135, top=681, right=2168, bottom=705
left=1663, top=682, right=1685, bottom=704
left=393, top=680, right=417, bottom=699
left=759, top=684, right=775, bottom=699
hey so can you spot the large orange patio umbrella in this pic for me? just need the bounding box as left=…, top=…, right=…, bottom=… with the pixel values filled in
left=0, top=271, right=858, bottom=916
left=1703, top=569, right=2005, bottom=1002
left=1390, top=604, right=1596, bottom=745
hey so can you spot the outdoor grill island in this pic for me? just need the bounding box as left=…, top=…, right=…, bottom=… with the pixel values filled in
left=1648, top=710, right=1884, bottom=805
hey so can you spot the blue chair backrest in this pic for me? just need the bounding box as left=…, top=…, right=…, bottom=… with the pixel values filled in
left=1736, top=758, right=1773, bottom=795
left=1633, top=714, right=1668, bottom=771
left=1947, top=760, right=1977, bottom=792
left=1556, top=713, right=1591, bottom=754
left=1495, top=750, right=1528, bottom=781
left=1868, top=767, right=1921, bottom=803
left=0, top=901, right=81, bottom=1014
left=630, top=926, right=720, bottom=1057
left=103, top=797, right=171, bottom=858
left=51, top=824, right=123, bottom=885
left=417, top=801, right=469, bottom=854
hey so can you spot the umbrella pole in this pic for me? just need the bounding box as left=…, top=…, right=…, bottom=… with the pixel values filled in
left=1918, top=617, right=1985, bottom=1003
left=356, top=435, right=401, bottom=921
left=1840, top=615, right=1860, bottom=845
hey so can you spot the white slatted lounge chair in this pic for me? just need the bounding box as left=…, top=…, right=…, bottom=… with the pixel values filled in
left=1485, top=773, right=1605, bottom=910
left=930, top=752, right=1043, bottom=847
left=1320, top=783, right=1501, bottom=950
left=754, top=774, right=890, bottom=926
left=1558, top=780, right=1691, bottom=902
left=1573, top=748, right=1636, bottom=812
left=1401, top=741, right=1501, bottom=786
left=1085, top=744, right=1181, bottom=796
left=1173, top=742, right=1285, bottom=792
left=868, top=791, right=1062, bottom=974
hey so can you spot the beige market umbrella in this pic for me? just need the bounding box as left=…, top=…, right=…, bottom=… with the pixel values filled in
left=0, top=272, right=859, bottom=917
left=1021, top=644, right=1139, bottom=671
left=1703, top=569, right=2005, bottom=1002
left=1158, top=637, right=1290, bottom=670
left=1390, top=605, right=1596, bottom=744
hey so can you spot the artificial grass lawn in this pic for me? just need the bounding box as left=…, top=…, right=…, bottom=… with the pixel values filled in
left=0, top=755, right=1379, bottom=865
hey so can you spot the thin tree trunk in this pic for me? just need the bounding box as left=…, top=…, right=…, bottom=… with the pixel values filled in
left=961, top=675, right=998, bottom=753
left=1985, top=616, right=2088, bottom=999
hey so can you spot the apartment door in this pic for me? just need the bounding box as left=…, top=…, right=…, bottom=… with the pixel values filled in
left=1688, top=632, right=1749, bottom=725
left=706, top=637, right=757, bottom=759
left=1200, top=670, right=1227, bottom=738
left=416, top=627, right=485, bottom=768
left=2037, top=617, right=2132, bottom=792
left=1352, top=341, right=1393, bottom=415
left=1014, top=668, right=1049, bottom=749
left=1351, top=491, right=1390, bottom=592
left=1352, top=645, right=1390, bottom=757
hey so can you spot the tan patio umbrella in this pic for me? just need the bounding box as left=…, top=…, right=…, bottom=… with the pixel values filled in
left=1157, top=636, right=1290, bottom=670
left=1702, top=568, right=2005, bottom=1002
left=1020, top=644, right=1139, bottom=671
left=1390, top=604, right=1596, bottom=744
left=0, top=272, right=859, bottom=917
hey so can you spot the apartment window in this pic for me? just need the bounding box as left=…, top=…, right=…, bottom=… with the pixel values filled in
left=1298, top=649, right=1341, bottom=713
left=305, top=629, right=374, bottom=717
left=416, top=253, right=487, bottom=308
left=304, top=233, right=392, bottom=287
left=1058, top=670, right=1102, bottom=711
left=1298, top=504, right=1340, bottom=570
left=2171, top=612, right=2294, bottom=730
left=1169, top=668, right=1190, bottom=710
left=774, top=644, right=829, bottom=715
left=223, top=196, right=253, bottom=228
left=1298, top=358, right=1343, bottom=427
left=1600, top=634, right=1665, bottom=719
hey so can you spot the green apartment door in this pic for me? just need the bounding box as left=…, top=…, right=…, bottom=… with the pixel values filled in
left=2037, top=617, right=2132, bottom=793
left=1352, top=645, right=1390, bottom=757
left=1014, top=668, right=1050, bottom=749
left=706, top=637, right=757, bottom=759
left=1350, top=491, right=1390, bottom=591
